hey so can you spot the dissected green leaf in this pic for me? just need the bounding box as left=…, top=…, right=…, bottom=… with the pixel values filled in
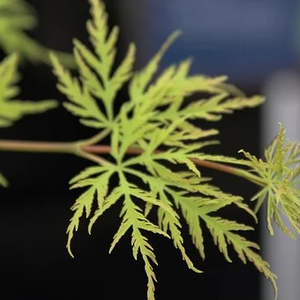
left=0, top=53, right=59, bottom=187
left=51, top=0, right=136, bottom=128
left=67, top=166, right=114, bottom=257
left=241, top=123, right=300, bottom=238
left=0, top=53, right=58, bottom=128
left=61, top=1, right=281, bottom=299
left=51, top=53, right=106, bottom=129
left=176, top=93, right=264, bottom=121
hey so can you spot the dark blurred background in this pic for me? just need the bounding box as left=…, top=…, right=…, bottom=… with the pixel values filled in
left=0, top=1, right=299, bottom=299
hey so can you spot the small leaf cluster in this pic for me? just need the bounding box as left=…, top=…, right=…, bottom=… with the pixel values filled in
left=241, top=123, right=300, bottom=238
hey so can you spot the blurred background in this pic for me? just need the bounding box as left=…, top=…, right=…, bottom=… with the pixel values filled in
left=0, top=0, right=299, bottom=299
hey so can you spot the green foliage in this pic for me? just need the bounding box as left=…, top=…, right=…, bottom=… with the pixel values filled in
left=240, top=123, right=300, bottom=238
left=0, top=170, right=8, bottom=187
left=0, top=53, right=58, bottom=128
left=0, top=53, right=58, bottom=186
left=51, top=0, right=135, bottom=129
left=0, top=0, right=74, bottom=66
left=0, top=0, right=297, bottom=299
left=50, top=1, right=287, bottom=299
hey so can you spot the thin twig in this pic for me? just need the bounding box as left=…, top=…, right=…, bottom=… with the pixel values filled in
left=0, top=139, right=264, bottom=185
left=0, top=139, right=75, bottom=153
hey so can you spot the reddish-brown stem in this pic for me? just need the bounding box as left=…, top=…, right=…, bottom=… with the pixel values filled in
left=0, top=139, right=75, bottom=153
left=83, top=145, right=238, bottom=176
left=0, top=139, right=264, bottom=185
left=83, top=144, right=264, bottom=184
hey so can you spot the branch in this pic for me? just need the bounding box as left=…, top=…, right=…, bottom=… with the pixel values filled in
left=0, top=139, right=263, bottom=185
